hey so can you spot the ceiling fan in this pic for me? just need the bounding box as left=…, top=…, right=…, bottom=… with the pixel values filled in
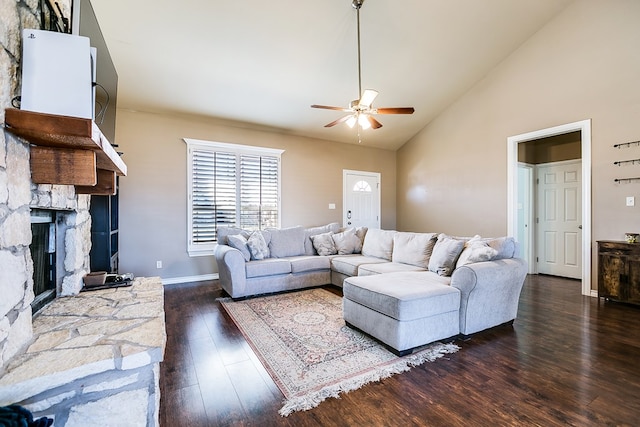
left=311, top=0, right=414, bottom=131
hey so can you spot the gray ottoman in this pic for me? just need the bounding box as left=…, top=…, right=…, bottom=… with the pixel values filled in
left=342, top=272, right=461, bottom=356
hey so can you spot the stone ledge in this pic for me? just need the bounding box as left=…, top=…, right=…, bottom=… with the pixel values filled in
left=0, top=276, right=166, bottom=406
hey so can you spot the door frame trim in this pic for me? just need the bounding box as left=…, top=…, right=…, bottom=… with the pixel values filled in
left=343, top=169, right=381, bottom=229
left=507, top=119, right=592, bottom=297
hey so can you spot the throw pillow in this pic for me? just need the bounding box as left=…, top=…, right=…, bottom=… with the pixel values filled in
left=227, top=234, right=251, bottom=262
left=310, top=232, right=337, bottom=256
left=428, top=234, right=466, bottom=276
left=247, top=231, right=270, bottom=260
left=332, top=228, right=361, bottom=255
left=392, top=232, right=438, bottom=268
left=304, top=222, right=340, bottom=255
left=217, top=226, right=248, bottom=245
left=481, top=236, right=517, bottom=259
left=361, top=229, right=396, bottom=260
left=456, top=238, right=499, bottom=268
left=354, top=227, right=367, bottom=253
left=267, top=226, right=306, bottom=258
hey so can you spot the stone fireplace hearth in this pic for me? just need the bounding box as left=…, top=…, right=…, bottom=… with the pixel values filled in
left=0, top=277, right=165, bottom=426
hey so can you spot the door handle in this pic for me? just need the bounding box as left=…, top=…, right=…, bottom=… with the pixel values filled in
left=579, top=225, right=582, bottom=229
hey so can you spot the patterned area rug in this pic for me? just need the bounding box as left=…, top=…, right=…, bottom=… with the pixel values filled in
left=219, top=288, right=460, bottom=416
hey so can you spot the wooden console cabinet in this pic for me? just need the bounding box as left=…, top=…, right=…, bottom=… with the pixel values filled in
left=598, top=240, right=640, bottom=305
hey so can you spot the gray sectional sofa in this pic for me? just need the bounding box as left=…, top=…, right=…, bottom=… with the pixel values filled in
left=214, top=223, right=528, bottom=354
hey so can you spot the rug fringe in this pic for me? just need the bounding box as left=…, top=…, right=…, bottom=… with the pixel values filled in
left=278, top=342, right=460, bottom=416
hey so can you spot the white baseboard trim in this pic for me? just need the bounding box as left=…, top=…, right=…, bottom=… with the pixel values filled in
left=161, top=273, right=219, bottom=286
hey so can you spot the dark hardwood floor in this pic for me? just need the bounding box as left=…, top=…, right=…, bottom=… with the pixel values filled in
left=159, top=275, right=640, bottom=426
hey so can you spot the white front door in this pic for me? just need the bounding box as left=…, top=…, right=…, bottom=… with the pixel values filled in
left=536, top=160, right=582, bottom=279
left=343, top=170, right=380, bottom=229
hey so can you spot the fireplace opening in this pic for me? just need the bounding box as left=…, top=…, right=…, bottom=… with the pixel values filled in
left=30, top=209, right=64, bottom=313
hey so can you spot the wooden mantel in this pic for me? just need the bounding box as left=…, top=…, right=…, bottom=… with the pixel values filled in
left=3, top=108, right=127, bottom=195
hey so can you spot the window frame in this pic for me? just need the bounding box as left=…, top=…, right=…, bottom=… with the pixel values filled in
left=184, top=138, right=284, bottom=257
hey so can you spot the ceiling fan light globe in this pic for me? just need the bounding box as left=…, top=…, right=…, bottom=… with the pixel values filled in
left=346, top=116, right=357, bottom=128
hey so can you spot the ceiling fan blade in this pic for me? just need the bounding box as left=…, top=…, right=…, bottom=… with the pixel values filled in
left=374, top=107, right=415, bottom=114
left=366, top=115, right=383, bottom=129
left=311, top=104, right=352, bottom=112
left=358, top=89, right=379, bottom=108
left=324, top=115, right=353, bottom=128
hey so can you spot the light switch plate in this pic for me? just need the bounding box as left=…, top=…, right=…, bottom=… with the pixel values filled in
left=329, top=203, right=336, bottom=210
left=627, top=196, right=635, bottom=207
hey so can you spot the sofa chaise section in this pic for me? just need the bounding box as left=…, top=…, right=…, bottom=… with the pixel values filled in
left=342, top=256, right=528, bottom=354
left=343, top=271, right=459, bottom=355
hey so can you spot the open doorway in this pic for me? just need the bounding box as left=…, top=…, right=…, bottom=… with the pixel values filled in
left=507, top=120, right=593, bottom=297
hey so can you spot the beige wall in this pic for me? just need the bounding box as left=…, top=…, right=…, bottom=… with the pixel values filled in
left=396, top=0, right=640, bottom=290
left=115, top=110, right=396, bottom=280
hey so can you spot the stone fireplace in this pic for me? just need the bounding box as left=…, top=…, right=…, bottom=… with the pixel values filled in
left=0, top=129, right=92, bottom=372
left=1, top=3, right=165, bottom=426
left=0, top=0, right=91, bottom=372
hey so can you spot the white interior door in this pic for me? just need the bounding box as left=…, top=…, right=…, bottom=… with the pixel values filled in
left=343, top=170, right=380, bottom=229
left=536, top=160, right=582, bottom=279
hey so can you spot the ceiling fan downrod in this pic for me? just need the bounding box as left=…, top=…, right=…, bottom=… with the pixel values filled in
left=353, top=0, right=364, bottom=98
left=309, top=0, right=414, bottom=132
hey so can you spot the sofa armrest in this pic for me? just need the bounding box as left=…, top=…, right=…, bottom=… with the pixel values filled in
left=214, top=244, right=247, bottom=298
left=450, top=258, right=528, bottom=335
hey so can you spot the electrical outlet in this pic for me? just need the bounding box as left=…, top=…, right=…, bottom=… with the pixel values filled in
left=329, top=203, right=336, bottom=210
left=627, top=196, right=635, bottom=207
left=156, top=261, right=162, bottom=269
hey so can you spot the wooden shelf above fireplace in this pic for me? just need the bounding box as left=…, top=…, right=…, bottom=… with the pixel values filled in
left=3, top=109, right=127, bottom=193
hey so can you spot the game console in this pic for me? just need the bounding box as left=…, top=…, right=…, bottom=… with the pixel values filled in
left=20, top=29, right=94, bottom=119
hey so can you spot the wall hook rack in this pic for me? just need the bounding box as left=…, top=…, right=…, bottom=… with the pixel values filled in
left=614, top=159, right=640, bottom=166
left=614, top=177, right=640, bottom=183
left=614, top=140, right=640, bottom=148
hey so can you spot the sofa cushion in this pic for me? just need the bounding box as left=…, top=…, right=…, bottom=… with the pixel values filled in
left=358, top=262, right=427, bottom=277
left=361, top=229, right=396, bottom=261
left=304, top=222, right=340, bottom=255
left=331, top=255, right=388, bottom=276
left=289, top=255, right=331, bottom=273
left=343, top=272, right=458, bottom=322
left=428, top=234, right=466, bottom=276
left=247, top=231, right=270, bottom=260
left=268, top=226, right=306, bottom=258
left=227, top=234, right=251, bottom=261
left=217, top=226, right=248, bottom=245
left=245, top=258, right=291, bottom=278
left=332, top=228, right=361, bottom=255
left=456, top=238, right=499, bottom=268
left=392, top=232, right=437, bottom=268
left=311, top=232, right=337, bottom=256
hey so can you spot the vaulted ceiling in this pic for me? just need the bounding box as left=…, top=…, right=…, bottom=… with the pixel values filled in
left=90, top=0, right=573, bottom=150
